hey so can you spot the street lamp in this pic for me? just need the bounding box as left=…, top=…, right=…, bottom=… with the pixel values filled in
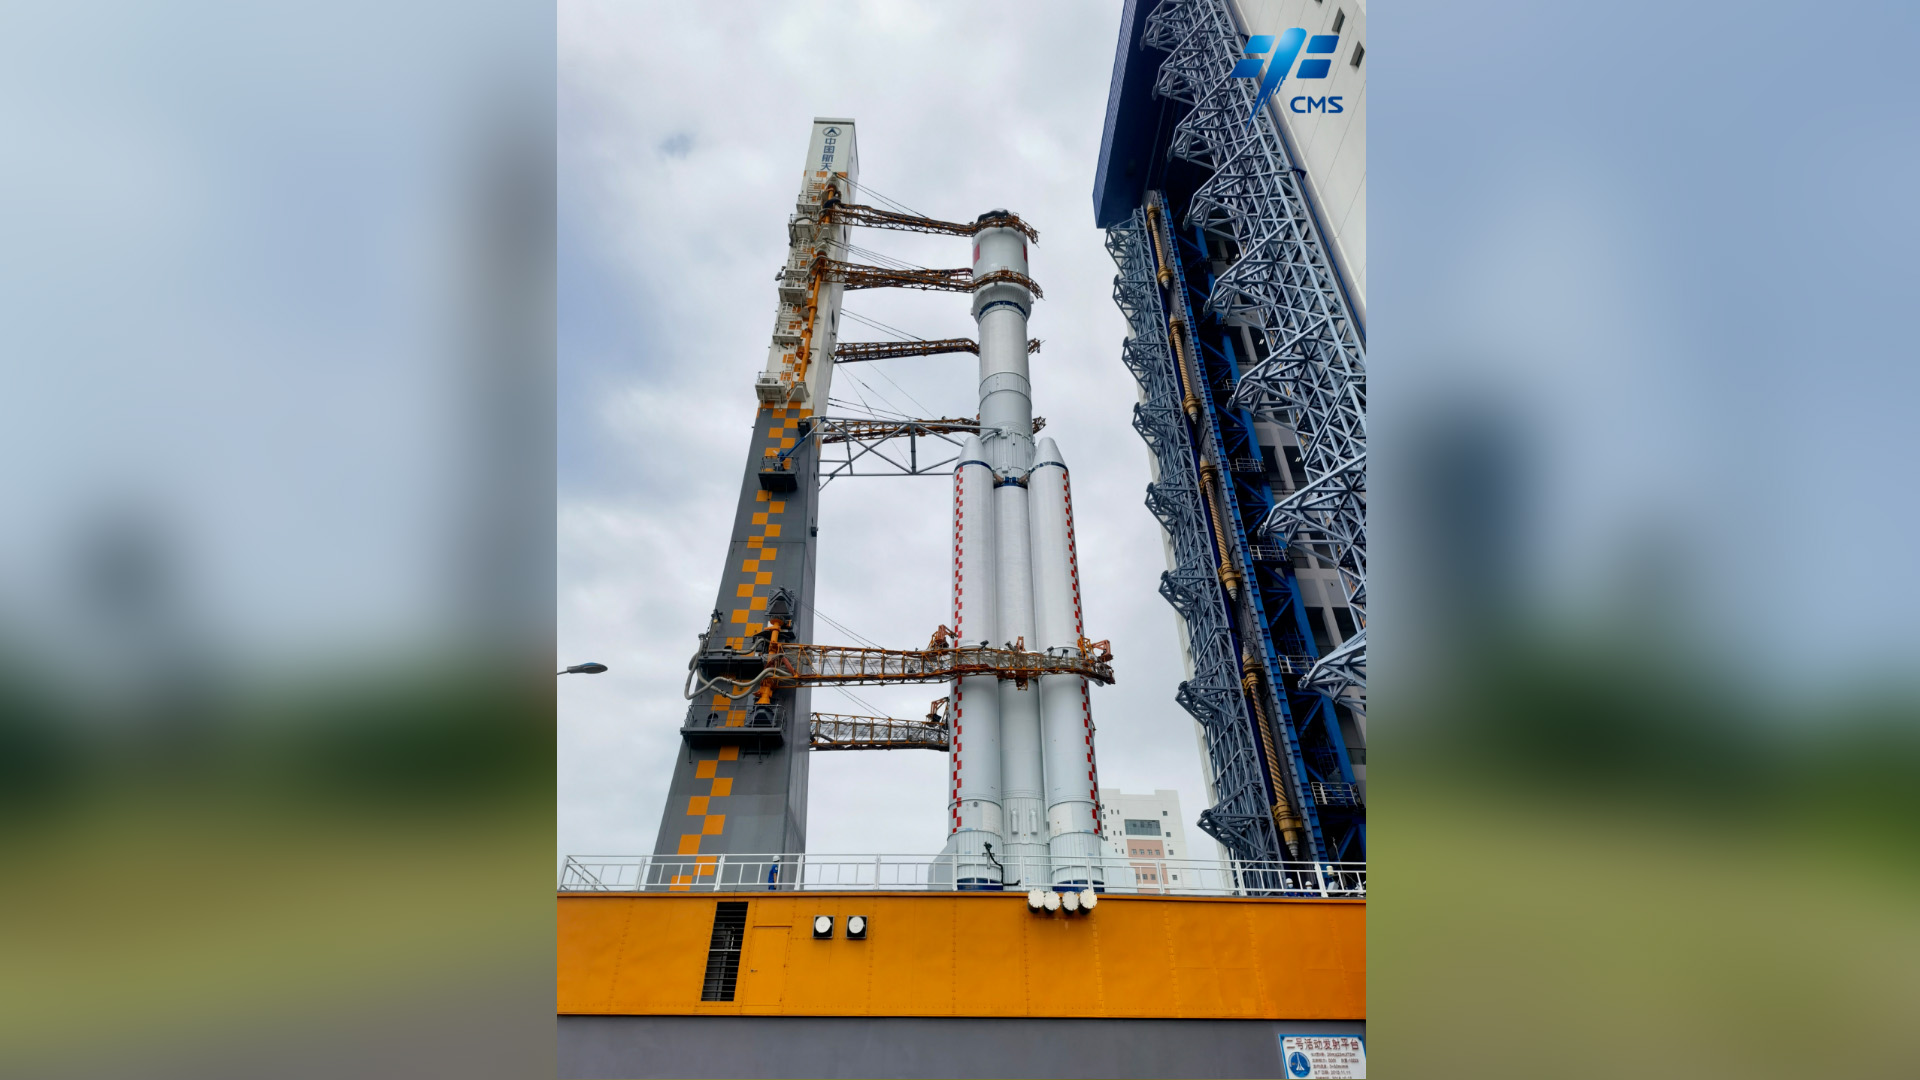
left=559, top=662, right=608, bottom=675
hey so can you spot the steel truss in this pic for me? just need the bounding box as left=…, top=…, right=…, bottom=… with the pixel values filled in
left=805, top=415, right=1046, bottom=484
left=1141, top=0, right=1366, bottom=702
left=813, top=258, right=1045, bottom=300
left=820, top=200, right=1039, bottom=243
left=755, top=640, right=1115, bottom=689
left=835, top=337, right=979, bottom=363
left=1109, top=209, right=1297, bottom=864
left=691, top=615, right=1115, bottom=696
left=1160, top=202, right=1366, bottom=863
left=809, top=711, right=951, bottom=751
left=834, top=337, right=1042, bottom=363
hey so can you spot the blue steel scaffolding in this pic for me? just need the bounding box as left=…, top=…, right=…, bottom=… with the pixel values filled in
left=1098, top=0, right=1365, bottom=865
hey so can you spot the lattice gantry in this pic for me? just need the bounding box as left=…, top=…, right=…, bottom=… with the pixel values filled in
left=1141, top=0, right=1366, bottom=702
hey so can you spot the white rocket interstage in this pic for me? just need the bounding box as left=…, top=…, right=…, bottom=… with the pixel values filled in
left=945, top=217, right=1102, bottom=889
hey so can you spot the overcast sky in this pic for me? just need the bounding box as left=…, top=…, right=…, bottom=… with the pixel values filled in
left=555, top=2, right=1229, bottom=861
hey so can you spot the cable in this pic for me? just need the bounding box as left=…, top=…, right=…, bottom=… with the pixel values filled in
left=825, top=395, right=910, bottom=422
left=843, top=371, right=919, bottom=420
left=870, top=363, right=937, bottom=418
left=841, top=381, right=894, bottom=419
left=840, top=308, right=928, bottom=342
left=801, top=604, right=892, bottom=716
left=851, top=181, right=929, bottom=219
left=837, top=370, right=914, bottom=421
left=844, top=243, right=927, bottom=272
left=815, top=608, right=883, bottom=649
left=802, top=597, right=868, bottom=648
left=839, top=310, right=975, bottom=417
left=833, top=686, right=888, bottom=717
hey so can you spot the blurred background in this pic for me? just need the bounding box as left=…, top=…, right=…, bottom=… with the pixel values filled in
left=1372, top=1, right=1920, bottom=1075
left=2, top=0, right=1917, bottom=1076
left=0, top=1, right=554, bottom=1075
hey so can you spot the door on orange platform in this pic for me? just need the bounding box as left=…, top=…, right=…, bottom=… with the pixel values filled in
left=739, top=925, right=790, bottom=1010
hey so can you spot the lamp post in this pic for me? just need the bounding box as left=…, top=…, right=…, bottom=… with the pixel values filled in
left=559, top=662, right=607, bottom=675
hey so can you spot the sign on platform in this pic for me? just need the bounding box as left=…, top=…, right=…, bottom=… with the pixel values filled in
left=1280, top=1035, right=1365, bottom=1078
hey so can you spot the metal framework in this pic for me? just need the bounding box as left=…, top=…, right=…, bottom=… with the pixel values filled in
left=813, top=257, right=1045, bottom=300
left=821, top=199, right=1040, bottom=243
left=809, top=711, right=950, bottom=751
left=775, top=640, right=1113, bottom=688
left=814, top=257, right=972, bottom=294
left=834, top=337, right=978, bottom=363
left=1111, top=206, right=1301, bottom=864
left=803, top=416, right=1046, bottom=483
left=1096, top=0, right=1367, bottom=865
left=695, top=637, right=1115, bottom=695
left=1142, top=0, right=1366, bottom=701
left=833, top=337, right=1041, bottom=363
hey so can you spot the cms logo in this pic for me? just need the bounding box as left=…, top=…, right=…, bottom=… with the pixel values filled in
left=1289, top=95, right=1345, bottom=114
left=1230, top=29, right=1340, bottom=125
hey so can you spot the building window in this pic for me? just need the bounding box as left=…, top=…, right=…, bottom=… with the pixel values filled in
left=1332, top=10, right=1345, bottom=34
left=1351, top=42, right=1364, bottom=68
left=1125, top=818, right=1161, bottom=836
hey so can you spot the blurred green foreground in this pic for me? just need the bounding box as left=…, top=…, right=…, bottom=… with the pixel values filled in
left=0, top=657, right=554, bottom=1077
left=1374, top=628, right=1920, bottom=1077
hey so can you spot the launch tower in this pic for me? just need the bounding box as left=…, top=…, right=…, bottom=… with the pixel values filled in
left=648, top=119, right=857, bottom=880
left=653, top=119, right=1118, bottom=888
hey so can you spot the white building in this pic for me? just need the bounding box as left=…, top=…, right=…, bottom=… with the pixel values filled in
left=1099, top=788, right=1224, bottom=892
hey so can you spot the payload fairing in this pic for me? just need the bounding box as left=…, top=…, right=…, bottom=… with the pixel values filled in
left=947, top=216, right=1102, bottom=889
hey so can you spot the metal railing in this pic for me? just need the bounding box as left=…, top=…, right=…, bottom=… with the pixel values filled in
left=685, top=706, right=783, bottom=731
left=1275, top=654, right=1320, bottom=676
left=558, top=853, right=1364, bottom=899
left=808, top=712, right=949, bottom=751
left=692, top=639, right=1117, bottom=692
left=775, top=641, right=1116, bottom=688
left=1310, top=782, right=1364, bottom=807
left=1245, top=542, right=1290, bottom=563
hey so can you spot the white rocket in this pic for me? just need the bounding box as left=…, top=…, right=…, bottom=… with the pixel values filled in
left=946, top=215, right=1102, bottom=889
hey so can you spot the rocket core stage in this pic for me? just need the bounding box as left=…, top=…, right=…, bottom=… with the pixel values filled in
left=946, top=214, right=1103, bottom=890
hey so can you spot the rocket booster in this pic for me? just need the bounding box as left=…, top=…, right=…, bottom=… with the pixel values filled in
left=1029, top=437, right=1101, bottom=883
left=944, top=215, right=1103, bottom=888
left=948, top=435, right=1003, bottom=887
